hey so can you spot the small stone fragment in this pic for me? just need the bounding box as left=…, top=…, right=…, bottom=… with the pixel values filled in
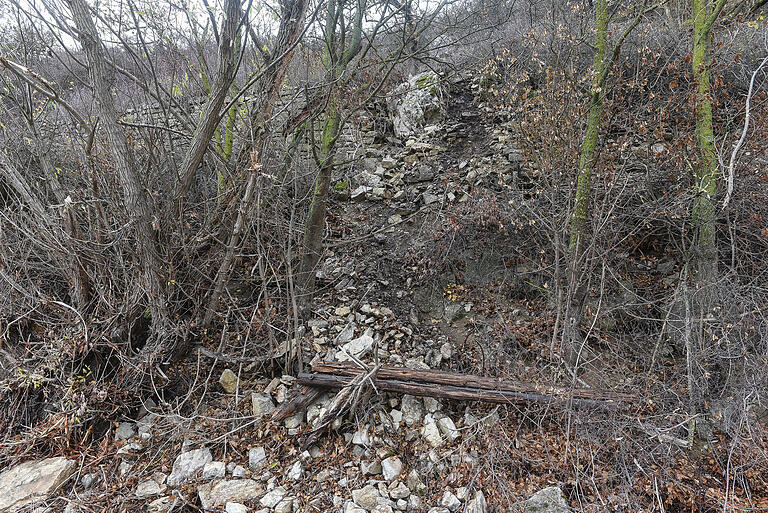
left=167, top=448, right=213, bottom=486
left=437, top=417, right=460, bottom=442
left=226, top=503, right=248, bottom=513
left=251, top=393, right=276, bottom=417
left=466, top=490, right=487, bottom=513
left=441, top=491, right=461, bottom=512
left=381, top=456, right=403, bottom=482
left=352, top=484, right=380, bottom=511
left=421, top=422, right=443, bottom=447
left=219, top=369, right=239, bottom=394
left=202, top=461, right=226, bottom=480
left=260, top=486, right=287, bottom=508
left=248, top=447, right=267, bottom=471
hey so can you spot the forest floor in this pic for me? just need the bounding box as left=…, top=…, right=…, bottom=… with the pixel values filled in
left=3, top=76, right=767, bottom=513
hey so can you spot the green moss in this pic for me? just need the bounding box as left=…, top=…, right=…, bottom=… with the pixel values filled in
left=333, top=179, right=349, bottom=191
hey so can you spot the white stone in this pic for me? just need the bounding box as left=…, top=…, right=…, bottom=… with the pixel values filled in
left=251, top=393, right=275, bottom=417
left=231, top=465, right=247, bottom=478
left=248, top=446, right=267, bottom=471
left=437, top=417, right=460, bottom=442
left=198, top=479, right=264, bottom=510
left=336, top=331, right=375, bottom=361
left=423, top=397, right=440, bottom=413
left=168, top=448, right=213, bottom=486
left=421, top=422, right=443, bottom=447
left=466, top=490, right=487, bottom=513
left=275, top=498, right=294, bottom=513
left=287, top=461, right=303, bottom=481
left=441, top=491, right=461, bottom=512
left=381, top=456, right=403, bottom=482
left=116, top=422, right=135, bottom=441
left=406, top=469, right=426, bottom=495
left=520, top=487, right=570, bottom=512
left=388, top=72, right=445, bottom=139
left=226, top=502, right=248, bottom=513
left=260, top=486, right=287, bottom=508
left=352, top=484, right=380, bottom=511
left=389, top=482, right=410, bottom=500
left=352, top=428, right=371, bottom=446
left=0, top=456, right=77, bottom=512
left=202, top=461, right=226, bottom=480
left=345, top=502, right=367, bottom=513
left=135, top=479, right=166, bottom=498
left=401, top=395, right=424, bottom=426
left=361, top=460, right=382, bottom=475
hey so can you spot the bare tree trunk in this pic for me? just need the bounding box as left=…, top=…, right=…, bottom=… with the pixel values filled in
left=175, top=0, right=243, bottom=204
left=66, top=0, right=169, bottom=330
left=296, top=110, right=340, bottom=319
left=201, top=0, right=308, bottom=328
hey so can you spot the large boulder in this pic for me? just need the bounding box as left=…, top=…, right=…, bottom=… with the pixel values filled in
left=387, top=72, right=445, bottom=139
left=0, top=457, right=75, bottom=511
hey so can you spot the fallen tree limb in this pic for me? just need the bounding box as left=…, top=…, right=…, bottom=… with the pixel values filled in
left=297, top=361, right=637, bottom=408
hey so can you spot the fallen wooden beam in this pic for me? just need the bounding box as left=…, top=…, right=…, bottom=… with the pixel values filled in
left=295, top=361, right=637, bottom=409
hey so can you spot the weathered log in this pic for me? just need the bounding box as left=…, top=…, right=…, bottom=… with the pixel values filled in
left=298, top=361, right=636, bottom=408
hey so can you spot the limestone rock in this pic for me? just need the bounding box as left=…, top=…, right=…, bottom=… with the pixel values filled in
left=287, top=461, right=303, bottom=481
left=389, top=482, right=410, bottom=500
left=520, top=487, right=571, bottom=512
left=421, top=422, right=443, bottom=447
left=202, top=461, right=226, bottom=480
left=167, top=448, right=213, bottom=486
left=401, top=395, right=424, bottom=426
left=0, top=457, right=76, bottom=511
left=198, top=479, right=264, bottom=510
left=441, top=491, right=461, bottom=512
left=148, top=496, right=177, bottom=513
left=361, top=460, right=382, bottom=476
left=219, top=369, right=239, bottom=394
left=345, top=502, right=367, bottom=513
left=437, top=417, right=460, bottom=442
left=115, top=422, right=136, bottom=441
left=387, top=72, right=446, bottom=139
left=336, top=330, right=374, bottom=361
left=251, top=393, right=276, bottom=417
left=248, top=447, right=267, bottom=471
left=225, top=503, right=248, bottom=513
left=406, top=469, right=426, bottom=495
left=260, top=486, right=287, bottom=508
left=135, top=478, right=167, bottom=499
left=352, top=484, right=380, bottom=511
left=381, top=456, right=403, bottom=482
left=466, top=490, right=487, bottom=513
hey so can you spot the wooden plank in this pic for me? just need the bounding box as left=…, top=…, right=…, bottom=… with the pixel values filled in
left=297, top=372, right=631, bottom=408
left=311, top=361, right=636, bottom=403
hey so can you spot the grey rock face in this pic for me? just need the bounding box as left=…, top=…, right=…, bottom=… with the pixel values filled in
left=388, top=72, right=446, bottom=139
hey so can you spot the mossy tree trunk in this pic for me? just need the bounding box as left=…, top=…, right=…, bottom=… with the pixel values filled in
left=295, top=0, right=365, bottom=321
left=691, top=0, right=722, bottom=286
left=563, top=0, right=652, bottom=364
left=564, top=0, right=608, bottom=365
